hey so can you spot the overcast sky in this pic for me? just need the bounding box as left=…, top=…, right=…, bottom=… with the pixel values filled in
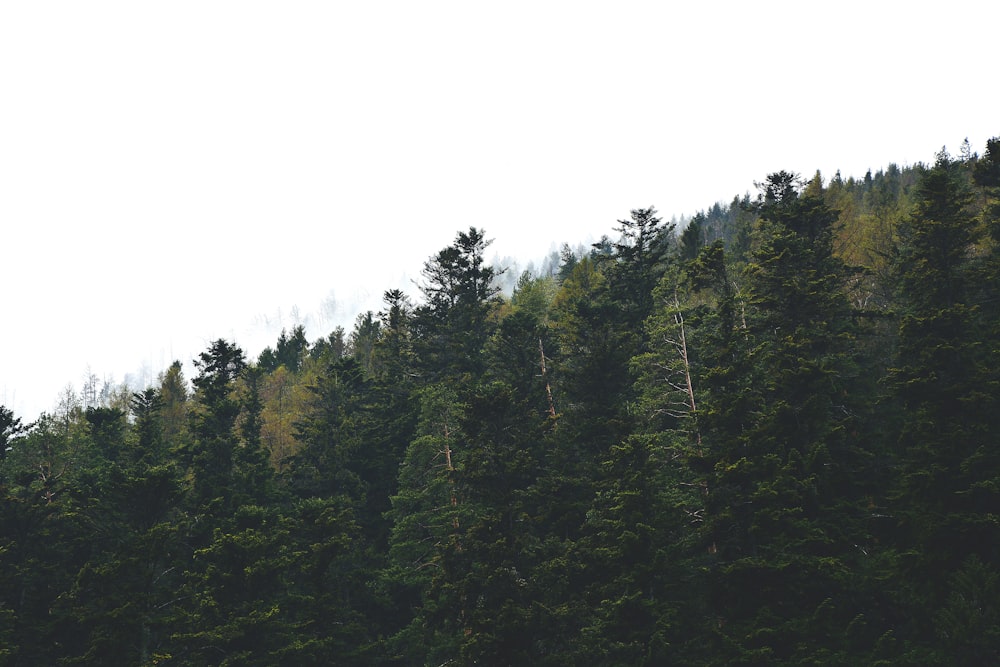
left=2, top=1, right=997, bottom=419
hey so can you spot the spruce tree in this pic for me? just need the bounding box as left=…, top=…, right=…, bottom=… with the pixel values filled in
left=697, top=173, right=877, bottom=663
left=887, top=151, right=1000, bottom=662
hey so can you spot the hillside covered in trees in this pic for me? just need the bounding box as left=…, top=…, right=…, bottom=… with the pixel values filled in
left=2, top=137, right=999, bottom=665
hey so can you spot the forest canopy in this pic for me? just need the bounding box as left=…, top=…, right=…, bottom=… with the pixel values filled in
left=2, top=137, right=999, bottom=665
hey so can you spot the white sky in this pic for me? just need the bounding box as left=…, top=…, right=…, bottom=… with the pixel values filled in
left=1, top=1, right=997, bottom=419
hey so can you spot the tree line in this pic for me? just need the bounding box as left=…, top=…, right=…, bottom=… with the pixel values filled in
left=1, top=137, right=999, bottom=665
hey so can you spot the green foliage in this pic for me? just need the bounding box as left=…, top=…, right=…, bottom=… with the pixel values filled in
left=5, top=136, right=1000, bottom=664
left=384, top=384, right=469, bottom=660
left=691, top=173, right=878, bottom=662
left=413, top=227, right=503, bottom=381
left=882, top=150, right=1000, bottom=654
left=258, top=325, right=309, bottom=374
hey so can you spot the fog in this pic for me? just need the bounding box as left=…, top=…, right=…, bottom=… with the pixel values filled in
left=2, top=0, right=997, bottom=418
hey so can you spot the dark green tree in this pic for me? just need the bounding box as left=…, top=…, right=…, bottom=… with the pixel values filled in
left=288, top=357, right=368, bottom=501
left=445, top=381, right=550, bottom=666
left=188, top=339, right=247, bottom=513
left=696, top=172, right=878, bottom=663
left=886, top=150, right=1000, bottom=662
left=374, top=288, right=417, bottom=384
left=158, top=360, right=189, bottom=451
left=412, top=227, right=503, bottom=381
left=258, top=325, right=309, bottom=373
left=600, top=206, right=674, bottom=330
left=679, top=212, right=707, bottom=262
left=384, top=384, right=469, bottom=662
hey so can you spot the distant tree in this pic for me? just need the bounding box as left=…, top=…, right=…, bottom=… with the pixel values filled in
left=288, top=357, right=369, bottom=501
left=679, top=212, right=707, bottom=262
left=348, top=311, right=381, bottom=376
left=509, top=270, right=558, bottom=323
left=130, top=388, right=162, bottom=465
left=0, top=405, right=27, bottom=473
left=259, top=325, right=309, bottom=373
left=375, top=289, right=416, bottom=383
left=607, top=207, right=673, bottom=291
left=84, top=406, right=127, bottom=464
left=557, top=242, right=580, bottom=282
left=310, top=325, right=348, bottom=363
left=158, top=360, right=189, bottom=450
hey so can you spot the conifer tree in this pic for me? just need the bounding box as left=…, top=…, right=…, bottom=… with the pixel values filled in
left=697, top=172, right=876, bottom=663
left=412, top=227, right=503, bottom=381
left=886, top=150, right=1000, bottom=662
left=188, top=339, right=247, bottom=512
left=445, top=381, right=548, bottom=665
left=384, top=384, right=469, bottom=661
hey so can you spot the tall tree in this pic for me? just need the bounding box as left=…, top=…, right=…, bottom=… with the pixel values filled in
left=159, top=360, right=189, bottom=452
left=188, top=339, right=247, bottom=513
left=413, top=227, right=503, bottom=381
left=886, top=150, right=1000, bottom=662
left=696, top=172, right=877, bottom=663
left=600, top=206, right=674, bottom=331
left=384, top=384, right=469, bottom=661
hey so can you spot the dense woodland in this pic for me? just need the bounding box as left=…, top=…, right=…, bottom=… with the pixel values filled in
left=2, top=137, right=999, bottom=665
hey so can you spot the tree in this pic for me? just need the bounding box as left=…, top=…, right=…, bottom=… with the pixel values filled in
left=0, top=405, right=27, bottom=479
left=886, top=150, right=1000, bottom=661
left=188, top=339, right=247, bottom=513
left=679, top=212, right=707, bottom=262
left=374, top=288, right=417, bottom=384
left=159, top=360, right=189, bottom=451
left=508, top=270, right=558, bottom=323
left=445, top=381, right=550, bottom=665
left=600, top=206, right=674, bottom=330
left=288, top=357, right=369, bottom=501
left=695, top=173, right=878, bottom=662
left=384, top=384, right=469, bottom=661
left=258, top=325, right=309, bottom=373
left=348, top=311, right=381, bottom=377
left=412, top=227, right=503, bottom=381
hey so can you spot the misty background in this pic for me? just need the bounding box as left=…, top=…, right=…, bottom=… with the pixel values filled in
left=2, top=1, right=997, bottom=419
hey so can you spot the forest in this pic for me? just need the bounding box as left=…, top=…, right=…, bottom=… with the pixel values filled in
left=2, top=137, right=999, bottom=665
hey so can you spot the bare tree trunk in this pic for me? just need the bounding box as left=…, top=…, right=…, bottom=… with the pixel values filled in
left=442, top=422, right=459, bottom=528
left=539, top=338, right=556, bottom=418
left=672, top=290, right=702, bottom=449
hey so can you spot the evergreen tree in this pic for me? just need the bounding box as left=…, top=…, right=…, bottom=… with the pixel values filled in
left=443, top=381, right=548, bottom=665
left=412, top=227, right=503, bottom=381
left=679, top=212, right=707, bottom=262
left=159, top=360, right=189, bottom=452
left=697, top=172, right=877, bottom=663
left=886, top=150, right=1000, bottom=662
left=258, top=325, right=310, bottom=373
left=0, top=405, right=27, bottom=482
left=384, top=384, right=469, bottom=661
left=188, top=339, right=247, bottom=513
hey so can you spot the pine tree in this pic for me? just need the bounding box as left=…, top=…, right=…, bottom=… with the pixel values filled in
left=412, top=227, right=503, bottom=382
left=886, top=150, right=1000, bottom=662
left=188, top=339, right=247, bottom=513
left=384, top=384, right=469, bottom=661
left=697, top=173, right=877, bottom=663
left=447, top=381, right=548, bottom=665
